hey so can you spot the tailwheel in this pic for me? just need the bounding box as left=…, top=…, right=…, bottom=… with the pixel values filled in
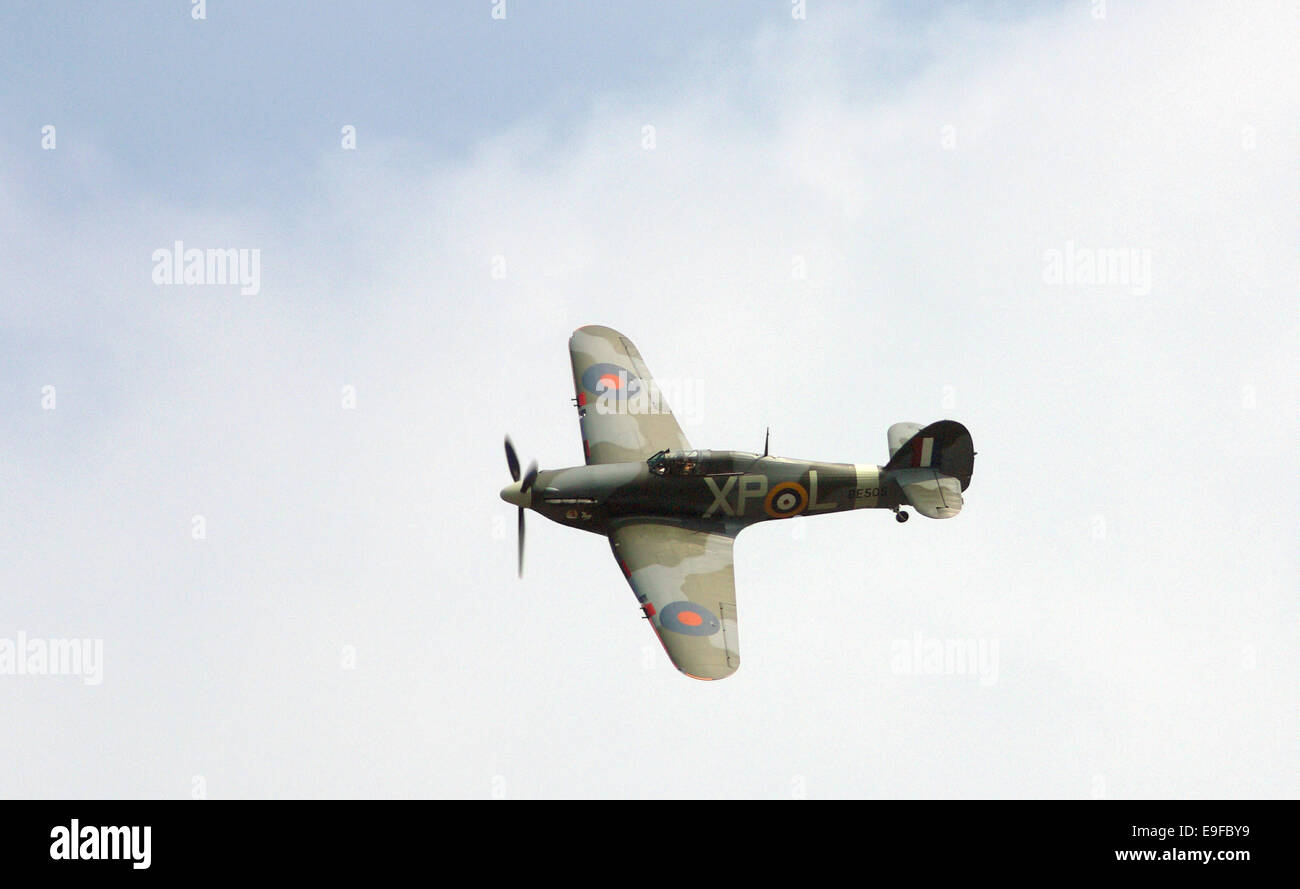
left=895, top=510, right=909, bottom=523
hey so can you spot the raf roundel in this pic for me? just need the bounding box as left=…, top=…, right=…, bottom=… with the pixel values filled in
left=658, top=601, right=722, bottom=636
left=580, top=362, right=641, bottom=398
left=764, top=481, right=808, bottom=518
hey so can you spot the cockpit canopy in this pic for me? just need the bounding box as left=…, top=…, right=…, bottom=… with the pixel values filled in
left=647, top=449, right=749, bottom=477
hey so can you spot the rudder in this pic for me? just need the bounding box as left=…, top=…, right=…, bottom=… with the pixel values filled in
left=884, top=420, right=974, bottom=491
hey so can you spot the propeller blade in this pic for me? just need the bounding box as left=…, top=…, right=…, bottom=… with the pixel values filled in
left=504, top=438, right=533, bottom=577
left=520, top=461, right=539, bottom=493
left=517, top=507, right=525, bottom=577
left=504, top=437, right=521, bottom=482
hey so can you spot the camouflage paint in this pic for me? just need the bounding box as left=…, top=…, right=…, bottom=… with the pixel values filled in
left=502, top=325, right=975, bottom=680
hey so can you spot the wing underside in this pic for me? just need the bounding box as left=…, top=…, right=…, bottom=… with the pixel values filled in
left=569, top=325, right=691, bottom=465
left=608, top=519, right=740, bottom=680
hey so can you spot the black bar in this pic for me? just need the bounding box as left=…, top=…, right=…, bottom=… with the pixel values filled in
left=0, top=801, right=1287, bottom=876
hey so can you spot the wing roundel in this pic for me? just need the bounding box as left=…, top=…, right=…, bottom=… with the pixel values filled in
left=608, top=520, right=740, bottom=680
left=569, top=326, right=691, bottom=465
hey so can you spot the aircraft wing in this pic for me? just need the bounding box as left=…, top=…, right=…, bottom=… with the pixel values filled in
left=608, top=520, right=740, bottom=680
left=569, top=325, right=691, bottom=465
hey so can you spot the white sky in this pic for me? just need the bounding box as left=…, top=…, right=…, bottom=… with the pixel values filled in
left=1, top=0, right=1296, bottom=798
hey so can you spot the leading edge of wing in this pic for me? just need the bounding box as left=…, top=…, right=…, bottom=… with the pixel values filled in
left=607, top=518, right=740, bottom=681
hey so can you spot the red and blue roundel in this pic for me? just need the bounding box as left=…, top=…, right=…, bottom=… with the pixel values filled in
left=658, top=601, right=722, bottom=636
left=581, top=362, right=641, bottom=397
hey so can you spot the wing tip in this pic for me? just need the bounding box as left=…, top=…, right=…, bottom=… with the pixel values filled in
left=676, top=660, right=740, bottom=681
left=571, top=323, right=626, bottom=341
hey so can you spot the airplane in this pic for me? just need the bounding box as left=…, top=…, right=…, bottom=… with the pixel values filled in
left=501, top=325, right=974, bottom=680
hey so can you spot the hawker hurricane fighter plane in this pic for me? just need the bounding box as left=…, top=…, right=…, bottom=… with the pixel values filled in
left=501, top=325, right=974, bottom=680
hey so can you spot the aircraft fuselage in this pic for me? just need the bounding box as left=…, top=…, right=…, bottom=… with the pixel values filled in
left=501, top=451, right=904, bottom=535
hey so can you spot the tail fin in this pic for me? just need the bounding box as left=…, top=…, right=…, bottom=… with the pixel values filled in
left=885, top=421, right=974, bottom=519
left=884, top=420, right=974, bottom=489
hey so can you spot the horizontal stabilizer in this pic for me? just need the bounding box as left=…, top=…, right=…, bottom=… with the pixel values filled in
left=887, top=422, right=923, bottom=458
left=894, top=468, right=964, bottom=519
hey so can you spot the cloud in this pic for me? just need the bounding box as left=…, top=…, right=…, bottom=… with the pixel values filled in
left=1, top=0, right=1296, bottom=797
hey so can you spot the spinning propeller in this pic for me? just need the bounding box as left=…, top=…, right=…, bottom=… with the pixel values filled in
left=502, top=437, right=538, bottom=577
